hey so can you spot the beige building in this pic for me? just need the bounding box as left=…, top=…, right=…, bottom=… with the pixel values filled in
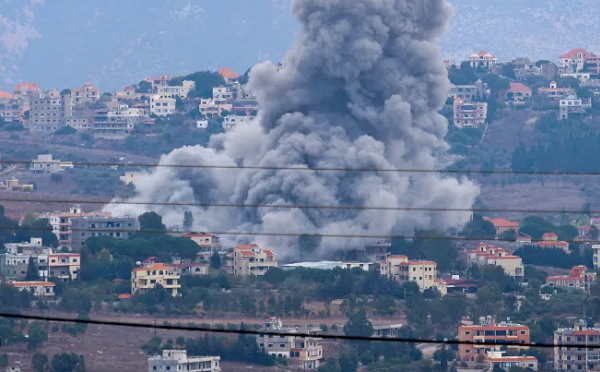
left=48, top=253, right=80, bottom=280
left=199, top=98, right=233, bottom=117
left=232, top=244, right=277, bottom=276
left=469, top=51, right=497, bottom=71
left=593, top=245, right=600, bottom=270
left=453, top=97, right=487, bottom=128
left=131, top=262, right=180, bottom=296
left=120, top=171, right=141, bottom=187
left=156, top=81, right=195, bottom=99
left=465, top=243, right=524, bottom=280
left=148, top=350, right=220, bottom=372
left=41, top=204, right=111, bottom=246
left=71, top=83, right=100, bottom=105
left=554, top=320, right=600, bottom=372
left=485, top=350, right=538, bottom=371
left=380, top=255, right=438, bottom=292
left=12, top=281, right=55, bottom=297
left=150, top=95, right=176, bottom=116
left=28, top=90, right=72, bottom=133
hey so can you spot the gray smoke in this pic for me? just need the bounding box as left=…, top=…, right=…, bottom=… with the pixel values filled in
left=108, top=0, right=479, bottom=258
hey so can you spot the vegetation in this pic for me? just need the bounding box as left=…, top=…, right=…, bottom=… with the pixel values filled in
left=169, top=71, right=226, bottom=98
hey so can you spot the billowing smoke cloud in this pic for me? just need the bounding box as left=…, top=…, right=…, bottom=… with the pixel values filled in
left=108, top=0, right=479, bottom=258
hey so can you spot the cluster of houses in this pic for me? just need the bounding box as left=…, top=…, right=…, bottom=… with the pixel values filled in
left=0, top=66, right=256, bottom=139
left=449, top=47, right=600, bottom=129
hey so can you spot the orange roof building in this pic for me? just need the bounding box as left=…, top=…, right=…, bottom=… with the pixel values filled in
left=0, top=90, right=13, bottom=99
left=219, top=67, right=240, bottom=82
left=546, top=265, right=595, bottom=292
left=380, top=255, right=438, bottom=293
left=131, top=262, right=180, bottom=296
left=232, top=244, right=277, bottom=276
left=489, top=218, right=520, bottom=237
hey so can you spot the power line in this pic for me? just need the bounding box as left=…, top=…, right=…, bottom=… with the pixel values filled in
left=0, top=224, right=596, bottom=244
left=5, top=158, right=600, bottom=176
left=0, top=195, right=597, bottom=215
left=0, top=312, right=583, bottom=348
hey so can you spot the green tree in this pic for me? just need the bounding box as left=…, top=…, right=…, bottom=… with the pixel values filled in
left=499, top=229, right=516, bottom=241
left=26, top=256, right=40, bottom=280
left=50, top=353, right=85, bottom=372
left=51, top=173, right=63, bottom=183
left=136, top=81, right=152, bottom=94
left=591, top=225, right=599, bottom=240
left=175, top=96, right=185, bottom=111
left=209, top=251, right=222, bottom=269
left=344, top=308, right=374, bottom=338
left=28, top=323, right=48, bottom=350
left=32, top=353, right=49, bottom=372
left=169, top=71, right=226, bottom=98
left=182, top=211, right=194, bottom=231
left=264, top=268, right=286, bottom=285
left=463, top=215, right=496, bottom=239
left=138, top=212, right=166, bottom=231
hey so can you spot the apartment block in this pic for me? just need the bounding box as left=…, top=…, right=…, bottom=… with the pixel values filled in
left=71, top=83, right=100, bottom=105
left=150, top=95, right=176, bottom=116
left=453, top=97, right=487, bottom=128
left=155, top=80, right=195, bottom=99
left=143, top=75, right=171, bottom=91
left=464, top=243, right=524, bottom=280
left=554, top=320, right=600, bottom=372
left=458, top=317, right=530, bottom=361
left=594, top=245, right=600, bottom=270
left=71, top=216, right=140, bottom=249
left=199, top=98, right=233, bottom=117
left=183, top=233, right=224, bottom=263
left=28, top=90, right=71, bottom=133
left=546, top=266, right=596, bottom=293
left=258, top=318, right=323, bottom=370
left=0, top=98, right=22, bottom=122
left=41, top=204, right=111, bottom=246
left=147, top=350, right=220, bottom=372
left=0, top=238, right=50, bottom=280
left=538, top=81, right=574, bottom=99
left=380, top=255, right=438, bottom=292
left=131, top=262, right=181, bottom=296
left=559, top=95, right=592, bottom=120
left=48, top=253, right=81, bottom=280
left=232, top=244, right=277, bottom=276
left=92, top=104, right=144, bottom=139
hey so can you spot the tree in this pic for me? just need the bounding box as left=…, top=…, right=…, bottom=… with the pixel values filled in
left=138, top=212, right=166, bottom=231
left=54, top=126, right=76, bottom=136
left=136, top=81, right=152, bottom=94
left=499, top=229, right=516, bottom=241
left=169, top=71, right=226, bottom=98
left=175, top=96, right=185, bottom=111
left=591, top=226, right=599, bottom=240
left=50, top=353, right=85, bottom=372
left=463, top=215, right=496, bottom=239
left=298, top=235, right=321, bottom=254
left=26, top=256, right=40, bottom=281
left=15, top=218, right=59, bottom=247
left=182, top=211, right=194, bottom=231
left=51, top=173, right=63, bottom=183
left=209, top=251, right=222, bottom=269
left=264, top=268, right=286, bottom=285
left=344, top=308, right=374, bottom=338
left=32, top=353, right=49, bottom=372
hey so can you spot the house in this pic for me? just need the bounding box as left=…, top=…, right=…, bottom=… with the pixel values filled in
left=155, top=80, right=195, bottom=99
left=148, top=350, right=220, bottom=372
left=0, top=179, right=34, bottom=192
left=115, top=86, right=143, bottom=100
left=48, top=253, right=81, bottom=280
left=219, top=67, right=240, bottom=84
left=40, top=204, right=111, bottom=246
left=0, top=98, right=22, bottom=123
left=464, top=243, right=524, bottom=280
left=0, top=238, right=51, bottom=280
left=449, top=81, right=487, bottom=102
left=469, top=51, right=498, bottom=71
left=545, top=265, right=596, bottom=293
left=131, top=262, right=181, bottom=296
left=13, top=82, right=40, bottom=100
left=380, top=255, right=438, bottom=292
left=536, top=232, right=569, bottom=252
left=505, top=83, right=532, bottom=105
left=560, top=72, right=592, bottom=85
left=372, top=323, right=403, bottom=338
left=29, top=154, right=74, bottom=174
left=150, top=95, right=176, bottom=116
left=11, top=281, right=55, bottom=297
left=183, top=233, right=224, bottom=263
left=485, top=350, right=538, bottom=371
left=71, top=215, right=140, bottom=249
left=453, top=97, right=488, bottom=128
left=559, top=94, right=592, bottom=120
left=511, top=57, right=540, bottom=78
left=488, top=218, right=520, bottom=237
left=593, top=245, right=600, bottom=270
left=538, top=81, right=575, bottom=99
left=199, top=98, right=233, bottom=117
left=458, top=316, right=530, bottom=361
left=120, top=171, right=141, bottom=187
left=212, top=86, right=233, bottom=102
left=71, top=83, right=100, bottom=105
left=222, top=115, right=256, bottom=132
left=258, top=317, right=323, bottom=370
left=559, top=48, right=600, bottom=74
left=231, top=244, right=277, bottom=276
left=554, top=320, right=600, bottom=372
left=92, top=104, right=145, bottom=139
left=143, top=75, right=171, bottom=91
left=165, top=261, right=209, bottom=276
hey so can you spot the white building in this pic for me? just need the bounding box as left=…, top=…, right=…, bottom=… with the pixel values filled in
left=469, top=51, right=498, bottom=71
left=559, top=95, right=592, bottom=120
left=199, top=99, right=233, bottom=117
left=12, top=281, right=55, bottom=297
left=212, top=86, right=233, bottom=103
left=29, top=154, right=74, bottom=174
left=222, top=115, right=256, bottom=132
left=453, top=98, right=488, bottom=128
left=147, top=350, right=220, bottom=372
left=150, top=95, right=176, bottom=116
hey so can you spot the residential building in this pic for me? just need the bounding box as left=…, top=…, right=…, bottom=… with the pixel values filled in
left=453, top=97, right=488, bottom=128
left=11, top=281, right=55, bottom=297
left=536, top=232, right=569, bottom=252
left=165, top=262, right=208, bottom=276
left=380, top=255, right=438, bottom=292
left=132, top=262, right=181, bottom=296
left=0, top=98, right=22, bottom=122
left=147, top=350, right=220, bottom=372
left=561, top=72, right=592, bottom=85
left=464, top=243, right=524, bottom=280
left=485, top=350, right=538, bottom=371
left=449, top=81, right=487, bottom=102
left=28, top=90, right=71, bottom=133
left=511, top=57, right=540, bottom=78
left=0, top=179, right=34, bottom=192
left=505, top=83, right=532, bottom=105
left=71, top=83, right=100, bottom=105
left=155, top=80, right=195, bottom=99
left=487, top=218, right=520, bottom=237
left=372, top=324, right=403, bottom=338
left=71, top=216, right=140, bottom=249
left=92, top=104, right=145, bottom=139
left=41, top=204, right=111, bottom=246
left=546, top=265, right=596, bottom=293
left=340, top=262, right=378, bottom=271
left=143, top=75, right=171, bottom=91
left=120, top=171, right=141, bottom=187
left=115, top=86, right=142, bottom=100
left=212, top=86, right=233, bottom=103
left=48, top=253, right=80, bottom=280
left=458, top=316, right=530, bottom=361
left=363, top=239, right=392, bottom=263
left=540, top=62, right=558, bottom=81
left=554, top=320, right=600, bottom=372
left=559, top=48, right=598, bottom=74
left=232, top=244, right=277, bottom=276
left=219, top=67, right=240, bottom=84
left=29, top=154, right=74, bottom=174
left=559, top=95, right=592, bottom=120
left=150, top=95, right=176, bottom=116
left=469, top=51, right=498, bottom=71
left=222, top=115, right=256, bottom=132
left=65, top=116, right=93, bottom=131
left=258, top=318, right=323, bottom=370
left=594, top=244, right=600, bottom=270
left=538, top=81, right=575, bottom=99
left=13, top=82, right=40, bottom=100
left=184, top=233, right=224, bottom=263
left=0, top=238, right=51, bottom=280
left=199, top=99, right=233, bottom=117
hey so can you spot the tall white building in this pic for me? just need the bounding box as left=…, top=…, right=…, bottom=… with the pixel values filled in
left=147, top=350, right=220, bottom=372
left=150, top=95, right=176, bottom=116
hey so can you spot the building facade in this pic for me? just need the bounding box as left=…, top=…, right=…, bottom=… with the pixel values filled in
left=554, top=320, right=600, bottom=372
left=469, top=51, right=498, bottom=71
left=559, top=95, right=592, bottom=120
left=48, top=253, right=81, bottom=280
left=465, top=243, right=524, bottom=280
left=222, top=115, right=256, bottom=132
left=458, top=317, right=530, bottom=361
left=232, top=244, right=277, bottom=276
left=150, top=95, right=176, bottom=116
left=380, top=256, right=438, bottom=292
left=131, top=262, right=181, bottom=296
left=546, top=266, right=596, bottom=293
left=71, top=216, right=140, bottom=249
left=71, top=83, right=100, bottom=105
left=453, top=97, right=488, bottom=128
left=28, top=90, right=71, bottom=133
left=147, top=350, right=220, bottom=372
left=29, top=154, right=74, bottom=174
left=41, top=204, right=111, bottom=246
left=12, top=281, right=55, bottom=297
left=92, top=105, right=144, bottom=139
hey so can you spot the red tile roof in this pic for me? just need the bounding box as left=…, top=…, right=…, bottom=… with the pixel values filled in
left=560, top=48, right=591, bottom=59
left=133, top=263, right=167, bottom=272
left=508, top=83, right=532, bottom=94
left=118, top=294, right=132, bottom=300
left=239, top=251, right=255, bottom=257
left=263, top=249, right=275, bottom=256
left=542, top=232, right=558, bottom=240
left=219, top=67, right=240, bottom=80
left=490, top=218, right=519, bottom=228
left=14, top=82, right=40, bottom=92
left=0, top=90, right=13, bottom=99
left=236, top=244, right=259, bottom=250
left=12, top=281, right=55, bottom=287
left=404, top=261, right=436, bottom=266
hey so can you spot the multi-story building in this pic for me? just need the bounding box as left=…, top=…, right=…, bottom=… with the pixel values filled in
left=593, top=245, right=600, bottom=270
left=70, top=215, right=140, bottom=249
left=219, top=67, right=240, bottom=84
left=458, top=316, right=530, bottom=361
left=165, top=262, right=209, bottom=276
left=554, top=320, right=600, bottom=372
left=48, top=253, right=80, bottom=280
left=199, top=99, right=233, bottom=117
left=13, top=82, right=40, bottom=101
left=485, top=350, right=538, bottom=371
left=71, top=83, right=100, bottom=105
left=182, top=233, right=224, bottom=263
left=11, top=281, right=55, bottom=297
left=0, top=238, right=50, bottom=280
left=222, top=115, right=256, bottom=132
left=506, top=83, right=532, bottom=105
left=559, top=95, right=592, bottom=120
left=469, top=51, right=497, bottom=71
left=559, top=48, right=599, bottom=74
left=364, top=239, right=391, bottom=263
left=0, top=98, right=22, bottom=123
left=131, top=262, right=181, bottom=296
left=258, top=317, right=323, bottom=370
left=464, top=243, right=524, bottom=280
left=28, top=90, right=72, bottom=133
left=120, top=171, right=141, bottom=187
left=449, top=81, right=487, bottom=102
left=29, top=154, right=74, bottom=174
left=41, top=204, right=111, bottom=246
left=92, top=104, right=144, bottom=139
left=546, top=266, right=596, bottom=293
left=538, top=81, right=575, bottom=100
left=150, top=95, right=176, bottom=116
left=486, top=218, right=520, bottom=237
left=147, top=350, right=220, bottom=372
left=380, top=255, right=438, bottom=292
left=231, top=244, right=277, bottom=276
left=536, top=232, right=569, bottom=252
left=155, top=80, right=195, bottom=99
left=143, top=75, right=171, bottom=91
left=453, top=97, right=488, bottom=128
left=212, top=86, right=233, bottom=103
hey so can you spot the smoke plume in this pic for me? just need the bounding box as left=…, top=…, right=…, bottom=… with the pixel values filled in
left=109, top=0, right=480, bottom=258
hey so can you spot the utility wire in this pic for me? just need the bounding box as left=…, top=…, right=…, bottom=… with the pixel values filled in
left=0, top=312, right=584, bottom=348
left=3, top=158, right=600, bottom=176
left=0, top=224, right=596, bottom=244
left=0, top=196, right=597, bottom=215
